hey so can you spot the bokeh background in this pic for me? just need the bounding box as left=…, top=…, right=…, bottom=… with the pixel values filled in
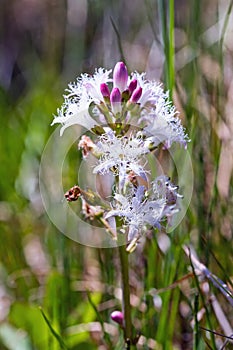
left=0, top=0, right=233, bottom=349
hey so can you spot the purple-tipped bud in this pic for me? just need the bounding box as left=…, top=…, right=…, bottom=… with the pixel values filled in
left=113, top=62, right=128, bottom=92
left=129, top=87, right=142, bottom=103
left=110, top=87, right=121, bottom=103
left=110, top=87, right=122, bottom=114
left=100, top=83, right=110, bottom=98
left=111, top=311, right=124, bottom=326
left=128, top=79, right=137, bottom=94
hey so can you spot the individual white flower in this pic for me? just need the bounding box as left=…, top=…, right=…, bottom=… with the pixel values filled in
left=53, top=101, right=97, bottom=136
left=143, top=110, right=188, bottom=149
left=105, top=176, right=182, bottom=242
left=93, top=129, right=149, bottom=188
left=128, top=72, right=189, bottom=148
left=51, top=68, right=112, bottom=135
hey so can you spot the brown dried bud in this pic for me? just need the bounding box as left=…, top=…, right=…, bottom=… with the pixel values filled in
left=78, top=135, right=95, bottom=158
left=64, top=186, right=81, bottom=202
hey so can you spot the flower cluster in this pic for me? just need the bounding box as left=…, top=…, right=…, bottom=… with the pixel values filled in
left=53, top=62, right=188, bottom=246
left=52, top=62, right=188, bottom=148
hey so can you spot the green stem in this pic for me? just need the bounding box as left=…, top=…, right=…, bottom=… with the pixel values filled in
left=118, top=243, right=132, bottom=348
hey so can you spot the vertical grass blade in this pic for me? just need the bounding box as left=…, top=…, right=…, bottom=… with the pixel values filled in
left=39, top=307, right=68, bottom=350
left=157, top=0, right=175, bottom=96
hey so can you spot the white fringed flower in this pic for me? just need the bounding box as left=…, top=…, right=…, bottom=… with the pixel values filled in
left=105, top=176, right=182, bottom=241
left=51, top=68, right=112, bottom=135
left=93, top=130, right=149, bottom=188
left=130, top=72, right=188, bottom=148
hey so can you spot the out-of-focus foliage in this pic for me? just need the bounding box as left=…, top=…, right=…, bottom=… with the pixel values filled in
left=0, top=0, right=233, bottom=349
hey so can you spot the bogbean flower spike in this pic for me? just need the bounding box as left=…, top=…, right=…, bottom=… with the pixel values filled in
left=53, top=62, right=189, bottom=247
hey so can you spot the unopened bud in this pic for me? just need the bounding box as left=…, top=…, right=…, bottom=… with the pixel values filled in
left=128, top=79, right=137, bottom=94
left=100, top=83, right=110, bottom=98
left=129, top=87, right=142, bottom=103
left=111, top=310, right=124, bottom=326
left=113, top=62, right=128, bottom=92
left=110, top=87, right=122, bottom=114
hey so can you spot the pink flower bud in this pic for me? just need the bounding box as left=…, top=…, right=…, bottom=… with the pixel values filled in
left=110, top=87, right=121, bottom=103
left=113, top=62, right=128, bottom=92
left=111, top=310, right=124, bottom=326
left=100, top=83, right=110, bottom=98
left=129, top=87, right=142, bottom=103
left=110, top=87, right=122, bottom=114
left=128, top=79, right=137, bottom=94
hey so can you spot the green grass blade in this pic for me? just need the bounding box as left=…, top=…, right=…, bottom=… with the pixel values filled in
left=86, top=291, right=113, bottom=349
left=157, top=0, right=175, bottom=96
left=39, top=307, right=68, bottom=350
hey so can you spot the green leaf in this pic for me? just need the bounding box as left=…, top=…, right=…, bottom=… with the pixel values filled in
left=9, top=302, right=49, bottom=349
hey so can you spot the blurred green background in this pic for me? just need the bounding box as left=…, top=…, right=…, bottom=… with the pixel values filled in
left=0, top=0, right=233, bottom=349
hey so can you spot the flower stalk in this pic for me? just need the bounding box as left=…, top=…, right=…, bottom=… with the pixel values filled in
left=118, top=243, right=132, bottom=348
